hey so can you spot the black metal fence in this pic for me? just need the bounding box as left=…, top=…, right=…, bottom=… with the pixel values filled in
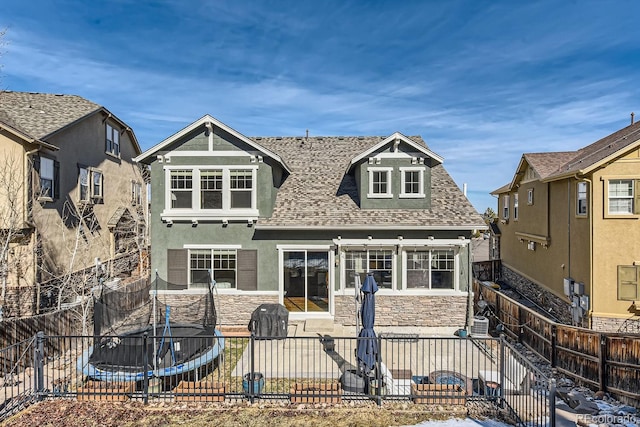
left=1, top=332, right=555, bottom=426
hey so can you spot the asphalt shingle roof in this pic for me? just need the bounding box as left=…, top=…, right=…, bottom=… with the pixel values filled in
left=253, top=136, right=485, bottom=229
left=524, top=152, right=576, bottom=179
left=0, top=91, right=101, bottom=140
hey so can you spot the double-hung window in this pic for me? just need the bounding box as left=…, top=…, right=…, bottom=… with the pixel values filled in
left=189, top=249, right=236, bottom=289
left=344, top=249, right=393, bottom=289
left=406, top=249, right=455, bottom=290
left=502, top=195, right=510, bottom=219
left=230, top=170, right=253, bottom=208
left=577, top=181, right=588, bottom=216
left=513, top=194, right=519, bottom=220
left=132, top=181, right=142, bottom=205
left=78, top=167, right=104, bottom=203
left=608, top=179, right=635, bottom=215
left=171, top=170, right=193, bottom=209
left=400, top=167, right=424, bottom=198
left=106, top=123, right=120, bottom=157
left=201, top=170, right=223, bottom=209
left=40, top=157, right=54, bottom=199
left=79, top=167, right=90, bottom=202
left=368, top=167, right=392, bottom=198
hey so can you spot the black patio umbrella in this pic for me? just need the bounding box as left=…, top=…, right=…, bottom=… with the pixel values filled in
left=356, top=273, right=379, bottom=376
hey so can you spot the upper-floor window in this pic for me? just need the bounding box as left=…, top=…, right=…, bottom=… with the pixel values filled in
left=399, top=167, right=425, bottom=198
left=513, top=193, right=519, bottom=220
left=167, top=167, right=257, bottom=213
left=106, top=123, right=120, bottom=157
left=368, top=167, right=392, bottom=198
left=78, top=166, right=103, bottom=202
left=132, top=181, right=143, bottom=205
left=502, top=195, right=510, bottom=219
left=40, top=157, right=55, bottom=199
left=170, top=170, right=193, bottom=209
left=608, top=179, right=636, bottom=215
left=527, top=188, right=534, bottom=205
left=577, top=181, right=588, bottom=216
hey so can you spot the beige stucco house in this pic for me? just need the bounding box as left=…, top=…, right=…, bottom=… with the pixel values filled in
left=492, top=119, right=640, bottom=331
left=0, top=91, right=146, bottom=317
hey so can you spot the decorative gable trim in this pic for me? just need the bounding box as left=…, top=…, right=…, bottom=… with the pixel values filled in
left=134, top=114, right=291, bottom=173
left=346, top=132, right=443, bottom=174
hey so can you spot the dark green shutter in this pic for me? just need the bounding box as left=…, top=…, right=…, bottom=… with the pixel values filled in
left=167, top=249, right=188, bottom=290
left=237, top=249, right=258, bottom=291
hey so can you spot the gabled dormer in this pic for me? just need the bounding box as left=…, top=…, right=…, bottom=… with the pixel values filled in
left=134, top=115, right=291, bottom=224
left=346, top=132, right=443, bottom=209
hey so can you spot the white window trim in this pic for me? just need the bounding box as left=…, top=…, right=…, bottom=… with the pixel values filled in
left=187, top=248, right=238, bottom=290
left=277, top=244, right=335, bottom=317
left=576, top=181, right=588, bottom=216
left=607, top=179, right=635, bottom=216
left=163, top=165, right=259, bottom=219
left=399, top=167, right=425, bottom=198
left=503, top=195, right=510, bottom=219
left=513, top=193, right=519, bottom=220
left=91, top=169, right=103, bottom=199
left=401, top=247, right=461, bottom=293
left=106, top=123, right=121, bottom=158
left=368, top=167, right=393, bottom=199
left=79, top=167, right=90, bottom=202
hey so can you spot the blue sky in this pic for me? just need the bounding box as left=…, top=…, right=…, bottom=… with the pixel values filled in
left=2, top=1, right=639, bottom=212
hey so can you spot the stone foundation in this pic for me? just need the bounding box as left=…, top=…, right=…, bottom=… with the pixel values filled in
left=591, top=316, right=638, bottom=333
left=501, top=266, right=573, bottom=325
left=334, top=294, right=467, bottom=327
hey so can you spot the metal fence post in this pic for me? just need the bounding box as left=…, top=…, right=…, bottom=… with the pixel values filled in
left=34, top=332, right=45, bottom=401
left=249, top=333, right=255, bottom=403
left=549, top=378, right=556, bottom=427
left=143, top=332, right=149, bottom=404
left=376, top=335, right=382, bottom=406
left=499, top=334, right=505, bottom=408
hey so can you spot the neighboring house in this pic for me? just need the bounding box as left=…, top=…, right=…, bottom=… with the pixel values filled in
left=491, top=120, right=640, bottom=331
left=135, top=115, right=486, bottom=328
left=0, top=91, right=146, bottom=317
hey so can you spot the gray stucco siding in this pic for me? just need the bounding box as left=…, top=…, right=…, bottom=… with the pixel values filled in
left=358, top=158, right=432, bottom=209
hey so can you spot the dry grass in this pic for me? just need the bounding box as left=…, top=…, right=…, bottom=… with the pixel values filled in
left=2, top=400, right=472, bottom=427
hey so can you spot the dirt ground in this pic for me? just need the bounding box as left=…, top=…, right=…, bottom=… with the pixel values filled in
left=1, top=400, right=477, bottom=427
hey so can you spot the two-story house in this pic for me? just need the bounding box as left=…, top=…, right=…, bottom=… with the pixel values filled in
left=135, top=115, right=486, bottom=328
left=492, top=119, right=640, bottom=331
left=0, top=91, right=146, bottom=317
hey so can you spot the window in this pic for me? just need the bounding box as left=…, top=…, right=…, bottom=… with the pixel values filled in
left=502, top=195, right=510, bottom=219
left=618, top=265, right=639, bottom=301
left=368, top=167, right=392, bottom=198
left=170, top=170, right=193, bottom=209
left=166, top=167, right=257, bottom=214
left=230, top=170, right=253, bottom=208
left=201, top=170, right=222, bottom=209
left=608, top=179, right=635, bottom=215
left=106, top=123, right=120, bottom=157
left=344, top=249, right=393, bottom=289
left=527, top=188, right=534, bottom=205
left=40, top=157, right=54, bottom=199
left=79, top=167, right=90, bottom=202
left=400, top=168, right=424, bottom=198
left=189, top=249, right=236, bottom=289
left=513, top=194, right=519, bottom=220
left=92, top=170, right=103, bottom=199
left=132, top=181, right=142, bottom=205
left=577, top=182, right=588, bottom=216
left=406, top=249, right=455, bottom=290
left=78, top=167, right=103, bottom=202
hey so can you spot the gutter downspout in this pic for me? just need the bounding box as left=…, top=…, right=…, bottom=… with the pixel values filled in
left=580, top=176, right=594, bottom=328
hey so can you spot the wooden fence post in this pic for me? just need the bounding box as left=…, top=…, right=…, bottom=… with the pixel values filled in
left=598, top=333, right=607, bottom=392
left=550, top=324, right=557, bottom=368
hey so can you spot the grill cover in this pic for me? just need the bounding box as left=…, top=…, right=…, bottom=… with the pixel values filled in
left=248, top=304, right=289, bottom=339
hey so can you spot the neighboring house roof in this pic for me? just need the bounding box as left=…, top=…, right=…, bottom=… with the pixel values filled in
left=134, top=114, right=291, bottom=173
left=496, top=121, right=640, bottom=193
left=0, top=91, right=141, bottom=154
left=255, top=136, right=485, bottom=230
left=489, top=221, right=501, bottom=236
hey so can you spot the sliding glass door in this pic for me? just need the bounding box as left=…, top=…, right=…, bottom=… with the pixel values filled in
left=283, top=250, right=329, bottom=313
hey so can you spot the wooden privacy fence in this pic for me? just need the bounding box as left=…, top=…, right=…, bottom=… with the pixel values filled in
left=473, top=279, right=640, bottom=406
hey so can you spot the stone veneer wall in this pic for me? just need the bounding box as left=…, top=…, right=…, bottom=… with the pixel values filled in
left=334, top=294, right=467, bottom=327
left=156, top=293, right=279, bottom=326
left=591, top=316, right=630, bottom=333
left=501, top=266, right=573, bottom=325
left=1, top=286, right=36, bottom=318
